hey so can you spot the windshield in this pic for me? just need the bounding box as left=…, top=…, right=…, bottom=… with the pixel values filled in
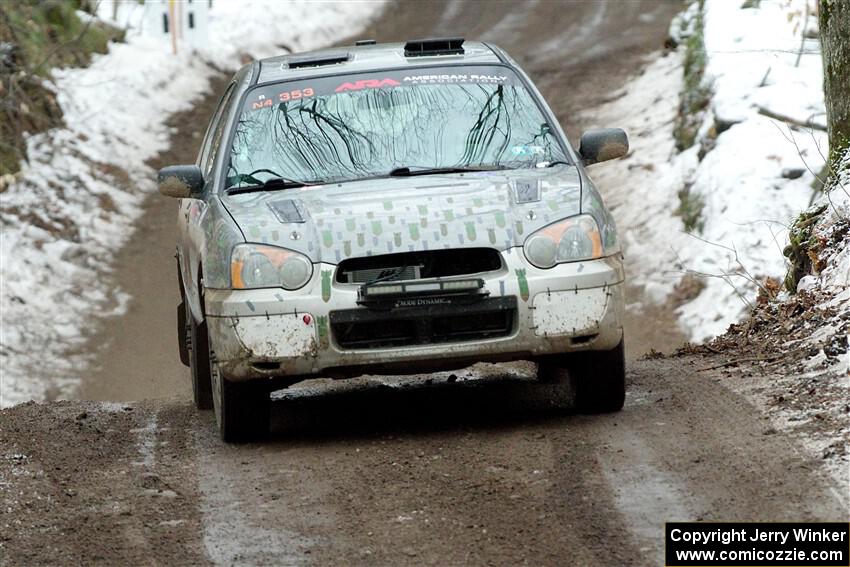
left=226, top=65, right=569, bottom=188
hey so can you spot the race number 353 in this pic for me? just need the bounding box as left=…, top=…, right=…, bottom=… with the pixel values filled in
left=279, top=88, right=314, bottom=102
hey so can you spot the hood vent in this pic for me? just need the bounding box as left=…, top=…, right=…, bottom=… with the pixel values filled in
left=268, top=199, right=305, bottom=223
left=513, top=179, right=541, bottom=204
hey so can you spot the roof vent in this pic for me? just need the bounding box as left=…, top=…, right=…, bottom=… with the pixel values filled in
left=287, top=51, right=350, bottom=69
left=355, top=39, right=377, bottom=46
left=404, top=37, right=465, bottom=57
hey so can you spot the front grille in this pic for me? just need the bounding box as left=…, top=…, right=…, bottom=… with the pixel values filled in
left=344, top=265, right=422, bottom=284
left=336, top=248, right=502, bottom=284
left=330, top=296, right=516, bottom=350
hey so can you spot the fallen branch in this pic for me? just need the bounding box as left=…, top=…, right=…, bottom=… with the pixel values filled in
left=697, top=354, right=780, bottom=371
left=758, top=106, right=827, bottom=131
left=702, top=343, right=723, bottom=354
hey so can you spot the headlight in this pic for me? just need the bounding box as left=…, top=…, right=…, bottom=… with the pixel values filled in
left=523, top=214, right=603, bottom=268
left=230, top=244, right=313, bottom=290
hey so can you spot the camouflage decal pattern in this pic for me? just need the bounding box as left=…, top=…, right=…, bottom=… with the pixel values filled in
left=515, top=269, right=529, bottom=302
left=222, top=168, right=582, bottom=264
left=321, top=270, right=332, bottom=302
left=316, top=315, right=329, bottom=347
left=495, top=211, right=506, bottom=228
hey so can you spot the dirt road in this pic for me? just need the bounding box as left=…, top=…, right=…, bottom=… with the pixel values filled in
left=2, top=1, right=846, bottom=565
left=2, top=358, right=846, bottom=565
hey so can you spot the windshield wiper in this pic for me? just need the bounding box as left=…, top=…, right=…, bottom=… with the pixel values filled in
left=227, top=177, right=316, bottom=195
left=388, top=165, right=508, bottom=177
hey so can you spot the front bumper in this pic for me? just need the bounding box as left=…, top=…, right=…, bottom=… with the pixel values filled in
left=205, top=249, right=625, bottom=382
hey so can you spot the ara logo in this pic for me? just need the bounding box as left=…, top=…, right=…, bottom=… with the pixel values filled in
left=335, top=78, right=401, bottom=92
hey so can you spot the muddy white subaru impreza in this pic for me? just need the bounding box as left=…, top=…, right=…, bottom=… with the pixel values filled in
left=159, top=38, right=629, bottom=441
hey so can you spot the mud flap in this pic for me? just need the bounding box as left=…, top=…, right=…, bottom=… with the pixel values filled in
left=177, top=301, right=190, bottom=367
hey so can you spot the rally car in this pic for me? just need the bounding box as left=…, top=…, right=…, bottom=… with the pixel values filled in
left=159, top=38, right=629, bottom=441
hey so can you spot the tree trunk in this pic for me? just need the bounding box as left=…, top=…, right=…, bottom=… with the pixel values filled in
left=820, top=0, right=850, bottom=167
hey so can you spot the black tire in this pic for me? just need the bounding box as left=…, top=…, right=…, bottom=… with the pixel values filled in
left=538, top=338, right=626, bottom=413
left=211, top=361, right=270, bottom=442
left=534, top=363, right=574, bottom=410
left=570, top=339, right=626, bottom=413
left=189, top=314, right=214, bottom=410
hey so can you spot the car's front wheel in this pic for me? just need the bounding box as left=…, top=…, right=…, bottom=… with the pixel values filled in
left=211, top=360, right=270, bottom=442
left=571, top=339, right=626, bottom=413
left=538, top=338, right=626, bottom=413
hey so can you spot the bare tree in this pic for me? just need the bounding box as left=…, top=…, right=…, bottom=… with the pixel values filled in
left=820, top=0, right=850, bottom=166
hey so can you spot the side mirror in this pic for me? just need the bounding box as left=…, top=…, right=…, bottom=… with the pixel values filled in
left=158, top=165, right=204, bottom=198
left=578, top=128, right=629, bottom=166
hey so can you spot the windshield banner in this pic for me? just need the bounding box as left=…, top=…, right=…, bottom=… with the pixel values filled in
left=245, top=66, right=520, bottom=111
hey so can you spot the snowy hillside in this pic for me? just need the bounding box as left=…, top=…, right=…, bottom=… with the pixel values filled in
left=0, top=0, right=385, bottom=407
left=586, top=0, right=836, bottom=343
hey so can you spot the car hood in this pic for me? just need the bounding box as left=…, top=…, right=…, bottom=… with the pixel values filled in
left=222, top=166, right=582, bottom=264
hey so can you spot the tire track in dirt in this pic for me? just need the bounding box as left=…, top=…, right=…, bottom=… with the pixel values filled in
left=182, top=356, right=844, bottom=565
left=0, top=401, right=208, bottom=565
left=2, top=355, right=846, bottom=565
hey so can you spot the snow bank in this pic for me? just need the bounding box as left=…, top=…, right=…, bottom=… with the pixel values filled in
left=585, top=0, right=828, bottom=343
left=0, top=1, right=385, bottom=407
left=676, top=0, right=827, bottom=340
left=814, top=149, right=850, bottom=294
left=802, top=148, right=850, bottom=377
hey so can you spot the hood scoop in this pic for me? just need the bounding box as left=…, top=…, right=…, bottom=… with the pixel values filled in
left=268, top=199, right=306, bottom=223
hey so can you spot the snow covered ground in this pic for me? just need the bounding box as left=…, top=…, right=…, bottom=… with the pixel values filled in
left=805, top=148, right=850, bottom=299
left=585, top=0, right=833, bottom=343
left=801, top=146, right=850, bottom=372
left=0, top=0, right=385, bottom=407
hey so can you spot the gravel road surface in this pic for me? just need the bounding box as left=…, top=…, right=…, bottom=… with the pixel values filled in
left=3, top=358, right=846, bottom=565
